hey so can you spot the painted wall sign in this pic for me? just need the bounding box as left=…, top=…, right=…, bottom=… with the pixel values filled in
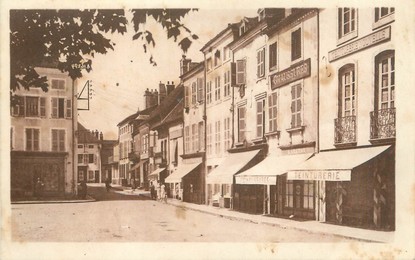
left=287, top=170, right=351, bottom=181
left=328, top=26, right=391, bottom=62
left=270, top=58, right=311, bottom=90
left=235, top=175, right=276, bottom=185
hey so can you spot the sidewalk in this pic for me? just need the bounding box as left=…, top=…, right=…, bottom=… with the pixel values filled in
left=162, top=197, right=394, bottom=243
left=11, top=195, right=95, bottom=204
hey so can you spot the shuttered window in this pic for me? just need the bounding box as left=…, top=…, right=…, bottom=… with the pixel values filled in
left=257, top=47, right=265, bottom=78
left=291, top=28, right=302, bottom=61
left=268, top=92, right=278, bottom=132
left=51, top=79, right=65, bottom=90
left=191, top=82, right=197, bottom=105
left=197, top=77, right=204, bottom=103
left=184, top=85, right=190, bottom=108
left=256, top=100, right=265, bottom=137
left=269, top=42, right=277, bottom=69
left=206, top=81, right=212, bottom=104
left=66, top=99, right=72, bottom=118
left=25, top=128, right=40, bottom=151
left=52, top=129, right=65, bottom=152
left=236, top=59, right=246, bottom=85
left=238, top=106, right=246, bottom=142
left=291, top=85, right=302, bottom=128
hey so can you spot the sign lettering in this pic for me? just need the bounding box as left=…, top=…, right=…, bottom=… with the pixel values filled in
left=235, top=176, right=276, bottom=185
left=287, top=170, right=351, bottom=181
left=328, top=26, right=391, bottom=62
left=270, top=58, right=311, bottom=90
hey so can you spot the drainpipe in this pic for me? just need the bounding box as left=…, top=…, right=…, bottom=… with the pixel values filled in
left=72, top=78, right=76, bottom=196
left=316, top=9, right=321, bottom=222
left=203, top=53, right=208, bottom=205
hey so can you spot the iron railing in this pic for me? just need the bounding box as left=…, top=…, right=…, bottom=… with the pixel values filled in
left=370, top=108, right=396, bottom=140
left=334, top=115, right=357, bottom=145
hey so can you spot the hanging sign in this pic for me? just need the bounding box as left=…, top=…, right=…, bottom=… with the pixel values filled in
left=270, top=58, right=311, bottom=90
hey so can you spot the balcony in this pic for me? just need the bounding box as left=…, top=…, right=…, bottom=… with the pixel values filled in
left=370, top=108, right=396, bottom=144
left=334, top=116, right=357, bottom=147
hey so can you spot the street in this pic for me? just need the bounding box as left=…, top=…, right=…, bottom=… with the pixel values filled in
left=11, top=185, right=354, bottom=242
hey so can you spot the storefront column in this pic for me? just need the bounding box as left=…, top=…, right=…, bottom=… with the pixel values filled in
left=267, top=185, right=271, bottom=215
left=317, top=181, right=326, bottom=222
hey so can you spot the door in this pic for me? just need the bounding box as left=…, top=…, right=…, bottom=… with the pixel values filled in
left=283, top=179, right=315, bottom=219
left=95, top=170, right=99, bottom=183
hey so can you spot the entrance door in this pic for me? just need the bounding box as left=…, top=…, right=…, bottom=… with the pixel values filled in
left=95, top=170, right=99, bottom=183
left=283, top=179, right=315, bottom=219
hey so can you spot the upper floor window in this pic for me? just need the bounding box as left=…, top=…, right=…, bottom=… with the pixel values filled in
left=375, top=51, right=395, bottom=110
left=269, top=42, right=278, bottom=70
left=291, top=28, right=302, bottom=61
left=206, top=81, right=212, bottom=104
left=239, top=24, right=246, bottom=36
left=52, top=129, right=65, bottom=152
left=373, top=8, right=395, bottom=29
left=236, top=59, right=246, bottom=85
left=223, top=46, right=230, bottom=61
left=88, top=144, right=94, bottom=149
left=26, top=128, right=39, bottom=151
left=51, top=79, right=65, bottom=90
left=191, top=82, right=197, bottom=105
left=268, top=92, right=278, bottom=133
left=191, top=123, right=199, bottom=152
left=338, top=64, right=356, bottom=117
left=78, top=144, right=84, bottom=149
left=224, top=70, right=231, bottom=98
left=207, top=58, right=212, bottom=71
left=256, top=99, right=265, bottom=138
left=214, top=50, right=221, bottom=67
left=184, top=85, right=190, bottom=108
left=12, top=96, right=46, bottom=118
left=338, top=8, right=357, bottom=43
left=224, top=117, right=231, bottom=152
left=51, top=98, right=72, bottom=119
left=184, top=126, right=190, bottom=153
left=215, top=120, right=221, bottom=155
left=238, top=106, right=246, bottom=142
left=257, top=47, right=266, bottom=78
left=214, top=76, right=221, bottom=101
left=198, top=122, right=204, bottom=152
left=291, top=84, right=303, bottom=128
left=207, top=123, right=212, bottom=155
left=197, top=78, right=204, bottom=103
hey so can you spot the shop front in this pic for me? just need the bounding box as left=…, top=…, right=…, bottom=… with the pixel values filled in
left=288, top=145, right=395, bottom=230
left=206, top=149, right=262, bottom=209
left=148, top=167, right=166, bottom=185
left=165, top=161, right=202, bottom=203
left=235, top=152, right=313, bottom=216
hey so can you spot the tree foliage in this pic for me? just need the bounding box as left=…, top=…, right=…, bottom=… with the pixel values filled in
left=10, top=8, right=198, bottom=97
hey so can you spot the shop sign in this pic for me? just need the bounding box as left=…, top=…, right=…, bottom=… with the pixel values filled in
left=328, top=26, right=391, bottom=62
left=270, top=58, right=311, bottom=90
left=235, top=175, right=276, bottom=185
left=287, top=170, right=351, bottom=181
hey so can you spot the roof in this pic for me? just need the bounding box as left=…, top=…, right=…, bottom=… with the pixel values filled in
left=151, top=99, right=184, bottom=129
left=200, top=23, right=239, bottom=52
left=265, top=8, right=317, bottom=36
left=147, top=84, right=184, bottom=124
left=117, top=104, right=157, bottom=127
left=179, top=61, right=204, bottom=80
left=77, top=123, right=100, bottom=143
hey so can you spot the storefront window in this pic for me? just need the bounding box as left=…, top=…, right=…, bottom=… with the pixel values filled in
left=285, top=180, right=294, bottom=207
left=303, top=180, right=314, bottom=209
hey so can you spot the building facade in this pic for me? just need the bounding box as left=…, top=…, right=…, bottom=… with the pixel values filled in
left=77, top=123, right=102, bottom=183
left=10, top=66, right=77, bottom=199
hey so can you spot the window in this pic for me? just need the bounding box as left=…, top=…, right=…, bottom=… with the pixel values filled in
left=374, top=7, right=395, bottom=24
left=339, top=65, right=356, bottom=117
left=258, top=9, right=266, bottom=21
left=142, top=134, right=149, bottom=153
left=256, top=99, right=265, bottom=137
left=291, top=84, right=302, bottom=128
left=83, top=154, right=88, bottom=164
left=207, top=123, right=212, bottom=155
left=223, top=46, right=230, bottom=61
left=376, top=51, right=395, bottom=109
left=207, top=58, right=212, bottom=71
left=184, top=85, right=190, bottom=108
left=88, top=170, right=94, bottom=180
left=197, top=78, right=204, bottom=103
left=11, top=96, right=25, bottom=116
left=88, top=144, right=94, bottom=149
left=215, top=120, right=221, bottom=155
left=214, top=76, right=221, bottom=101
left=224, top=117, right=231, bottom=152
left=338, top=8, right=357, bottom=42
left=184, top=126, right=190, bottom=153
left=239, top=24, right=246, bottom=36
left=303, top=181, right=314, bottom=209
left=26, top=97, right=40, bottom=117
left=236, top=59, right=246, bottom=85
left=78, top=154, right=83, bottom=164
left=79, top=170, right=84, bottom=181
left=191, top=82, right=197, bottom=105
left=268, top=92, right=278, bottom=132
left=224, top=70, right=231, bottom=97
left=192, top=124, right=198, bottom=152
left=257, top=47, right=265, bottom=78
left=52, top=129, right=65, bottom=152
left=238, top=106, right=246, bottom=142
left=291, top=28, right=302, bottom=61
left=52, top=98, right=71, bottom=118
left=26, top=128, right=39, bottom=151
left=285, top=180, right=294, bottom=207
left=206, top=81, right=212, bottom=104
left=198, top=122, right=204, bottom=151
left=51, top=79, right=65, bottom=90
left=269, top=42, right=277, bottom=69
left=214, top=50, right=221, bottom=67
left=78, top=144, right=84, bottom=149
left=88, top=154, right=94, bottom=163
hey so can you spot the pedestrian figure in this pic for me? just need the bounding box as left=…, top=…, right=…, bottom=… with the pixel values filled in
left=150, top=182, right=156, bottom=200
left=34, top=178, right=44, bottom=199
left=161, top=184, right=167, bottom=203
left=175, top=183, right=179, bottom=200
left=79, top=180, right=87, bottom=199
left=156, top=182, right=161, bottom=201
left=105, top=178, right=111, bottom=192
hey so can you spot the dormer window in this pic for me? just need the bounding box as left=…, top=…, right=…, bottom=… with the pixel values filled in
left=239, top=24, right=246, bottom=36
left=214, top=50, right=221, bottom=67
left=258, top=9, right=266, bottom=21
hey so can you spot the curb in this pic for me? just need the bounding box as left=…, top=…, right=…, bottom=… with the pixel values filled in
left=11, top=195, right=96, bottom=204
left=165, top=200, right=386, bottom=243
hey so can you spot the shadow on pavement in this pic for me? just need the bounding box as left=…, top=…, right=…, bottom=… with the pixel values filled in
left=87, top=185, right=152, bottom=202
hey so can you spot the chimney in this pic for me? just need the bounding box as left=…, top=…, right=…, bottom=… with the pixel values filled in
left=144, top=88, right=151, bottom=109
left=100, top=132, right=103, bottom=141
left=95, top=130, right=99, bottom=139
left=166, top=81, right=175, bottom=95
left=159, top=81, right=166, bottom=104
left=180, top=56, right=192, bottom=76
left=153, top=89, right=159, bottom=106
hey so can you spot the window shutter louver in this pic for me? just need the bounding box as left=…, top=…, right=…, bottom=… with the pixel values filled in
left=257, top=51, right=260, bottom=77
left=51, top=98, right=58, bottom=118
left=66, top=99, right=72, bottom=118
left=197, top=78, right=204, bottom=102
left=185, top=86, right=189, bottom=108
left=40, top=97, right=46, bottom=117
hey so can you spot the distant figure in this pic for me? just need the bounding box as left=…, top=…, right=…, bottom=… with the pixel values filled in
left=156, top=182, right=161, bottom=201
left=150, top=182, right=156, bottom=200
left=160, top=184, right=166, bottom=203
left=34, top=178, right=44, bottom=199
left=105, top=178, right=111, bottom=192
left=79, top=180, right=87, bottom=199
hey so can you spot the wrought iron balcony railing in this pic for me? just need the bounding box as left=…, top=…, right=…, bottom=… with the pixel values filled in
left=334, top=115, right=357, bottom=145
left=370, top=108, right=396, bottom=140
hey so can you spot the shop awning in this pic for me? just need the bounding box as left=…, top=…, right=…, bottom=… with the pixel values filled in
left=164, top=162, right=201, bottom=183
left=129, top=163, right=140, bottom=172
left=287, top=145, right=391, bottom=181
left=236, top=152, right=313, bottom=185
left=206, top=149, right=261, bottom=184
left=148, top=167, right=166, bottom=180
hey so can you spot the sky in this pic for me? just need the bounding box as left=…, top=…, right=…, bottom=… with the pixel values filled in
left=77, top=9, right=258, bottom=140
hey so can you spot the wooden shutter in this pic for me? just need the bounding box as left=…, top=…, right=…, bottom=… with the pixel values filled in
left=59, top=130, right=65, bottom=151
left=291, top=29, right=301, bottom=61
left=257, top=51, right=260, bottom=77
left=291, top=86, right=295, bottom=127
left=52, top=129, right=58, bottom=151
left=261, top=48, right=265, bottom=76
left=231, top=62, right=236, bottom=86
left=40, top=97, right=46, bottom=117
left=184, top=85, right=189, bottom=108
left=268, top=95, right=273, bottom=132
left=66, top=99, right=72, bottom=118
left=236, top=60, right=246, bottom=85
left=51, top=98, right=58, bottom=118
left=197, top=78, right=204, bottom=102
